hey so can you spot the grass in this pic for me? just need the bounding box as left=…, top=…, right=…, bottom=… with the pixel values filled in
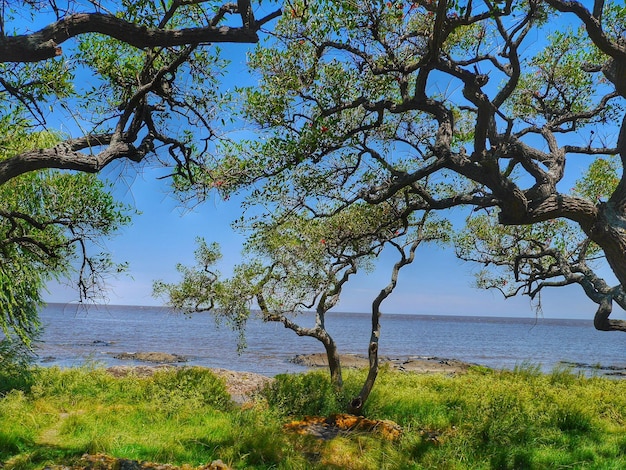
left=2, top=364, right=626, bottom=469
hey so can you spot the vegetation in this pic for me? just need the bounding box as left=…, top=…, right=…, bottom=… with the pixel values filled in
left=5, top=3, right=626, bottom=464
left=0, top=127, right=132, bottom=346
left=0, top=0, right=280, bottom=342
left=454, top=154, right=622, bottom=321
left=4, top=2, right=626, bottom=342
left=2, top=365, right=626, bottom=469
left=3, top=1, right=626, bottom=338
left=196, top=0, right=626, bottom=332
left=155, top=204, right=449, bottom=411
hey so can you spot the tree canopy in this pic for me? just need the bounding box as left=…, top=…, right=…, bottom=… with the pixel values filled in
left=4, top=0, right=626, bottom=342
left=186, top=0, right=626, bottom=331
left=0, top=0, right=279, bottom=343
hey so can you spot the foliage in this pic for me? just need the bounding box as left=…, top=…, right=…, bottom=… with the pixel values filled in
left=188, top=0, right=626, bottom=331
left=155, top=195, right=449, bottom=401
left=261, top=371, right=357, bottom=417
left=0, top=339, right=37, bottom=395
left=3, top=366, right=626, bottom=469
left=0, top=0, right=279, bottom=187
left=0, top=1, right=279, bottom=343
left=155, top=201, right=448, bottom=332
left=147, top=367, right=232, bottom=413
left=455, top=156, right=622, bottom=318
left=0, top=125, right=132, bottom=344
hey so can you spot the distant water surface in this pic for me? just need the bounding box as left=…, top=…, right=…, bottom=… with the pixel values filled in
left=35, top=303, right=626, bottom=376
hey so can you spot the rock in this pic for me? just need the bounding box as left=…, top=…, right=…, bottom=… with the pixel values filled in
left=113, top=352, right=187, bottom=363
left=202, top=460, right=231, bottom=470
left=290, top=353, right=371, bottom=369
left=106, top=365, right=173, bottom=378
left=290, top=353, right=472, bottom=374
left=395, top=356, right=471, bottom=373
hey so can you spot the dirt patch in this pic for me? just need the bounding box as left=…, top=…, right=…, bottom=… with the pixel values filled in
left=208, top=368, right=274, bottom=403
left=284, top=413, right=402, bottom=440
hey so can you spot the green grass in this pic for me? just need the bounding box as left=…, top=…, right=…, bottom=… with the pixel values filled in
left=2, top=364, right=626, bottom=469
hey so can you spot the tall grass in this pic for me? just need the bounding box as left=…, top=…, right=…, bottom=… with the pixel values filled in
left=2, top=364, right=626, bottom=469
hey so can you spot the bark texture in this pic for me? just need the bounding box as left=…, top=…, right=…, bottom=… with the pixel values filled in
left=0, top=10, right=274, bottom=63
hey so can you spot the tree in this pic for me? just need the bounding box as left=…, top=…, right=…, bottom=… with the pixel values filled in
left=0, top=128, right=132, bottom=345
left=200, top=0, right=626, bottom=331
left=455, top=155, right=625, bottom=330
left=155, top=192, right=449, bottom=410
left=0, top=1, right=279, bottom=341
left=348, top=210, right=447, bottom=414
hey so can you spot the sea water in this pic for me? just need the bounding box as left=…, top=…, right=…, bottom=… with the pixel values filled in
left=34, top=303, right=626, bottom=376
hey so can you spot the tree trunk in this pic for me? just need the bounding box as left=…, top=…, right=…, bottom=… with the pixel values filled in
left=348, top=339, right=379, bottom=415
left=349, top=279, right=385, bottom=415
left=258, top=293, right=343, bottom=388
left=585, top=202, right=626, bottom=291
left=322, top=336, right=343, bottom=390
left=346, top=236, right=423, bottom=414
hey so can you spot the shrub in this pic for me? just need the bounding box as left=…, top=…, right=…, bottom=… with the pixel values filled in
left=147, top=367, right=232, bottom=413
left=0, top=339, right=36, bottom=395
left=261, top=371, right=347, bottom=417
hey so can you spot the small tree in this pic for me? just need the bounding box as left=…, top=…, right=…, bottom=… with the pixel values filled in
left=156, top=188, right=448, bottom=410
left=155, top=201, right=408, bottom=387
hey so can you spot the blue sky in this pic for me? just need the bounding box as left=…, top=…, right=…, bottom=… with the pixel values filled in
left=44, top=160, right=601, bottom=319
left=42, top=2, right=615, bottom=321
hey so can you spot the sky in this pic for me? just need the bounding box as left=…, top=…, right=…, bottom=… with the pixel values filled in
left=41, top=1, right=618, bottom=321
left=44, top=160, right=603, bottom=320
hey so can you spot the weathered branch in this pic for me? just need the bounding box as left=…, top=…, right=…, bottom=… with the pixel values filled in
left=593, top=299, right=626, bottom=332
left=0, top=8, right=281, bottom=63
left=0, top=135, right=153, bottom=185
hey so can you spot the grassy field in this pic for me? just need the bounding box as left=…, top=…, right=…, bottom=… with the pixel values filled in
left=2, top=364, right=626, bottom=469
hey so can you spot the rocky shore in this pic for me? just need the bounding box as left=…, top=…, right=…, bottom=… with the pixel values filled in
left=290, top=353, right=472, bottom=374
left=103, top=351, right=472, bottom=404
left=112, top=352, right=188, bottom=363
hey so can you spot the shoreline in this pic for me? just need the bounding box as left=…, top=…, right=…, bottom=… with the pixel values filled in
left=102, top=352, right=474, bottom=403
left=290, top=353, right=472, bottom=374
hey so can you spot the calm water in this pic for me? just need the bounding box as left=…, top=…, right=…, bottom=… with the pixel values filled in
left=35, top=303, right=626, bottom=376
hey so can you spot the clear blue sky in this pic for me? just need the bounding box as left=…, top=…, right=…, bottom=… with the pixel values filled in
left=44, top=161, right=602, bottom=319
left=42, top=3, right=613, bottom=321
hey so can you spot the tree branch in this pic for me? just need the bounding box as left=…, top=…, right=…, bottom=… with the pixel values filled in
left=0, top=134, right=153, bottom=184
left=0, top=8, right=281, bottom=63
left=545, top=0, right=626, bottom=63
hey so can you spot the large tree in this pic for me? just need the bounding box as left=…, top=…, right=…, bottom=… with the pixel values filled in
left=198, top=0, right=626, bottom=330
left=0, top=1, right=279, bottom=340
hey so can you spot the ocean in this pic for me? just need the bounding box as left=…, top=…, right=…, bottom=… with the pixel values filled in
left=34, top=303, right=626, bottom=377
